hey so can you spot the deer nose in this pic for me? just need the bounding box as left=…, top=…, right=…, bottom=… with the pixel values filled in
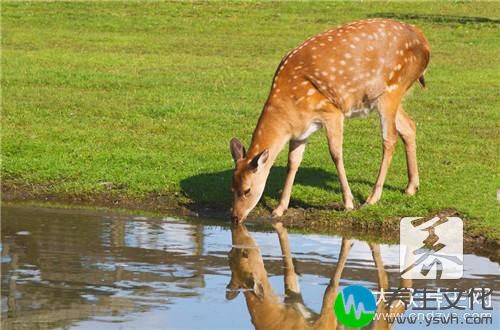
left=231, top=211, right=248, bottom=224
left=231, top=214, right=240, bottom=224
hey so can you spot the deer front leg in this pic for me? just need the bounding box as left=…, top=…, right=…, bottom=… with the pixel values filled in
left=272, top=141, right=306, bottom=218
left=324, top=112, right=354, bottom=210
left=366, top=98, right=399, bottom=205
left=396, top=107, right=419, bottom=195
left=273, top=222, right=301, bottom=300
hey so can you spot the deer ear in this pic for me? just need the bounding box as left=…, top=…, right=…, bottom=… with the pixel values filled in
left=226, top=279, right=241, bottom=300
left=249, top=149, right=269, bottom=171
left=252, top=279, right=265, bottom=301
left=230, top=138, right=246, bottom=161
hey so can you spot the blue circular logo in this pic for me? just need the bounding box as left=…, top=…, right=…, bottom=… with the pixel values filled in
left=334, top=285, right=377, bottom=328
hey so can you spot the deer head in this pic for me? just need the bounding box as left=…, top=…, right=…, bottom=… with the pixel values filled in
left=226, top=224, right=268, bottom=301
left=229, top=138, right=270, bottom=223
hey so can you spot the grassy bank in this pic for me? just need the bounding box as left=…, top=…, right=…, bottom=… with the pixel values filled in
left=2, top=2, right=499, bottom=240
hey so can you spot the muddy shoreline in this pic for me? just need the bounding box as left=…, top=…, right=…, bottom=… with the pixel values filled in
left=2, top=184, right=498, bottom=262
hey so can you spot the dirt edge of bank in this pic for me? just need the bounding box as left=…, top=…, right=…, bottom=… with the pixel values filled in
left=2, top=184, right=498, bottom=262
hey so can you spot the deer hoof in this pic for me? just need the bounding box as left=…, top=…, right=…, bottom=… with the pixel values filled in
left=364, top=195, right=379, bottom=205
left=405, top=184, right=419, bottom=196
left=271, top=206, right=286, bottom=218
left=344, top=201, right=354, bottom=210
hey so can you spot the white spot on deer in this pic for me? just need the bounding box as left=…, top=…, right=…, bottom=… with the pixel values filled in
left=292, top=86, right=297, bottom=90
left=296, top=96, right=305, bottom=104
left=320, top=43, right=325, bottom=46
left=321, top=71, right=328, bottom=77
left=349, top=44, right=356, bottom=49
left=345, top=53, right=352, bottom=59
left=301, top=81, right=308, bottom=86
left=340, top=60, right=346, bottom=66
left=395, top=64, right=402, bottom=71
left=367, top=45, right=374, bottom=51
left=389, top=71, right=395, bottom=80
left=307, top=88, right=316, bottom=96
left=385, top=84, right=398, bottom=92
left=354, top=36, right=360, bottom=42
left=338, top=69, right=344, bottom=75
left=317, top=99, right=329, bottom=108
left=330, top=67, right=337, bottom=72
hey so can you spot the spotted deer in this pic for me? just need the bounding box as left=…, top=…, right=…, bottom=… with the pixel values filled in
left=226, top=223, right=413, bottom=329
left=229, top=18, right=430, bottom=223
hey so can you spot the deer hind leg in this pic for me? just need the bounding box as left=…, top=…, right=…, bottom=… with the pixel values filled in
left=396, top=107, right=419, bottom=195
left=365, top=95, right=400, bottom=205
left=324, top=111, right=354, bottom=210
left=272, top=140, right=306, bottom=217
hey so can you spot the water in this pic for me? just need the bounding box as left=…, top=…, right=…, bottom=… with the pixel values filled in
left=1, top=205, right=498, bottom=329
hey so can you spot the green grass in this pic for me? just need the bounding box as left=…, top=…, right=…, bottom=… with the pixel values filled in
left=2, top=1, right=499, bottom=239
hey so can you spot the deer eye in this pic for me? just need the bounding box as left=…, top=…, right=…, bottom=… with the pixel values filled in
left=244, top=188, right=251, bottom=196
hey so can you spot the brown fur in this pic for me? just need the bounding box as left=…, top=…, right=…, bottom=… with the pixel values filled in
left=227, top=223, right=413, bottom=329
left=230, top=18, right=431, bottom=223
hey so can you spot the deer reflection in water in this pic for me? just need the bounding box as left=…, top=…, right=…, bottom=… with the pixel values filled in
left=226, top=223, right=412, bottom=330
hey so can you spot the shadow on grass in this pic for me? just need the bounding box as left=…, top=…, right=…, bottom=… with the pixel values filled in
left=368, top=13, right=500, bottom=25
left=180, top=166, right=404, bottom=214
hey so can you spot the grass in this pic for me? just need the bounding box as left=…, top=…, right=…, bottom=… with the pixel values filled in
left=2, top=1, right=499, bottom=240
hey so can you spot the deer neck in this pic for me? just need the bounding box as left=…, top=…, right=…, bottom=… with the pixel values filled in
left=244, top=291, right=290, bottom=329
left=247, top=104, right=290, bottom=170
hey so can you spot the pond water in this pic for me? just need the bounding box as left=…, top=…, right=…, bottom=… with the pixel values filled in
left=1, top=205, right=499, bottom=329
